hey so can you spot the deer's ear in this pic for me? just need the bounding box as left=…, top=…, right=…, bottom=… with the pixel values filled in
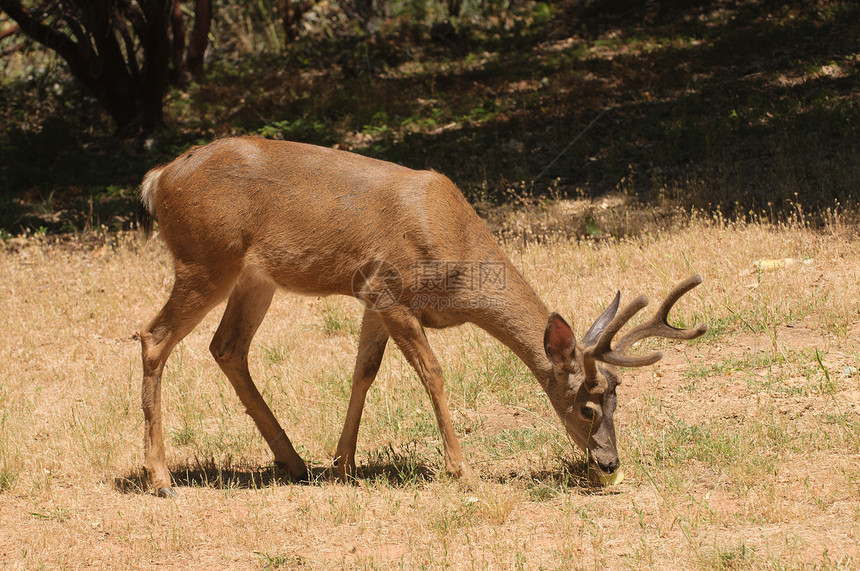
left=545, top=312, right=576, bottom=367
left=581, top=291, right=621, bottom=348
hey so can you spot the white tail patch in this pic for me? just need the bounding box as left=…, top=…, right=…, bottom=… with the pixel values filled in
left=140, top=167, right=164, bottom=216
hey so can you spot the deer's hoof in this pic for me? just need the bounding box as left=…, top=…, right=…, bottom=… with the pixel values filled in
left=156, top=486, right=177, bottom=498
left=331, top=454, right=356, bottom=482
left=275, top=461, right=309, bottom=483
left=448, top=462, right=476, bottom=481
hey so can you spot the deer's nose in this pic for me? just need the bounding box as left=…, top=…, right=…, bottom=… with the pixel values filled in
left=598, top=458, right=620, bottom=474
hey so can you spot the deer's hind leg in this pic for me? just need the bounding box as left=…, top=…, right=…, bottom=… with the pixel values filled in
left=209, top=270, right=308, bottom=481
left=141, top=262, right=239, bottom=497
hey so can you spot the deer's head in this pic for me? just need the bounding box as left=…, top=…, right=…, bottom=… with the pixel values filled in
left=544, top=275, right=707, bottom=476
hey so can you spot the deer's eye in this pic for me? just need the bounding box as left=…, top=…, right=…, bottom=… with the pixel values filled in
left=581, top=407, right=595, bottom=420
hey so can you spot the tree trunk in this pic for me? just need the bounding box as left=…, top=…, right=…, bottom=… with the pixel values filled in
left=171, top=0, right=186, bottom=74
left=0, top=0, right=173, bottom=135
left=138, top=0, right=172, bottom=133
left=279, top=0, right=310, bottom=42
left=185, top=0, right=211, bottom=72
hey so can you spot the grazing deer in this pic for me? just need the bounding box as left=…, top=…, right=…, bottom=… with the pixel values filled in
left=137, top=136, right=706, bottom=497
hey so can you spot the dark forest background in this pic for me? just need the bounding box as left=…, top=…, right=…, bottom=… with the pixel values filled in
left=0, top=0, right=857, bottom=235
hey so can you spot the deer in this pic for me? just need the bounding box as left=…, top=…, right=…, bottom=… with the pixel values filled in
left=137, top=136, right=707, bottom=497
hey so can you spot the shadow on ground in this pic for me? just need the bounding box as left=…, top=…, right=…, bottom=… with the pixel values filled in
left=113, top=457, right=439, bottom=495
left=114, top=455, right=618, bottom=497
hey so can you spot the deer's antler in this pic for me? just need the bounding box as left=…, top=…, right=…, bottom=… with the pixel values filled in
left=583, top=275, right=708, bottom=391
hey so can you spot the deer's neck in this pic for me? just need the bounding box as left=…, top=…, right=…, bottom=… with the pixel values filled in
left=469, top=261, right=554, bottom=384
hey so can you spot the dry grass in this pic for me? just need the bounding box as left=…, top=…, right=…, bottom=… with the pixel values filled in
left=1, top=207, right=858, bottom=569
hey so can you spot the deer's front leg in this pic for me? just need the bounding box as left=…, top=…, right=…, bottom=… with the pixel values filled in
left=381, top=307, right=475, bottom=480
left=334, top=309, right=389, bottom=480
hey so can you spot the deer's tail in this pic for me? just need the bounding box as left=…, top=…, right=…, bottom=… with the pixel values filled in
left=138, top=166, right=164, bottom=239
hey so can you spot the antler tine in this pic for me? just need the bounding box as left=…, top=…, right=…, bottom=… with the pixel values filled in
left=614, top=274, right=708, bottom=355
left=583, top=295, right=658, bottom=387
left=581, top=276, right=707, bottom=389
left=591, top=294, right=649, bottom=357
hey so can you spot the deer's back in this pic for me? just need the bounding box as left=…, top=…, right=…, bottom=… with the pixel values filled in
left=152, top=137, right=499, bottom=295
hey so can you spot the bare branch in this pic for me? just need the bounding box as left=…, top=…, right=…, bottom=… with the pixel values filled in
left=0, top=22, right=20, bottom=41
left=0, top=40, right=25, bottom=57
left=112, top=7, right=140, bottom=83
left=0, top=0, right=80, bottom=61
